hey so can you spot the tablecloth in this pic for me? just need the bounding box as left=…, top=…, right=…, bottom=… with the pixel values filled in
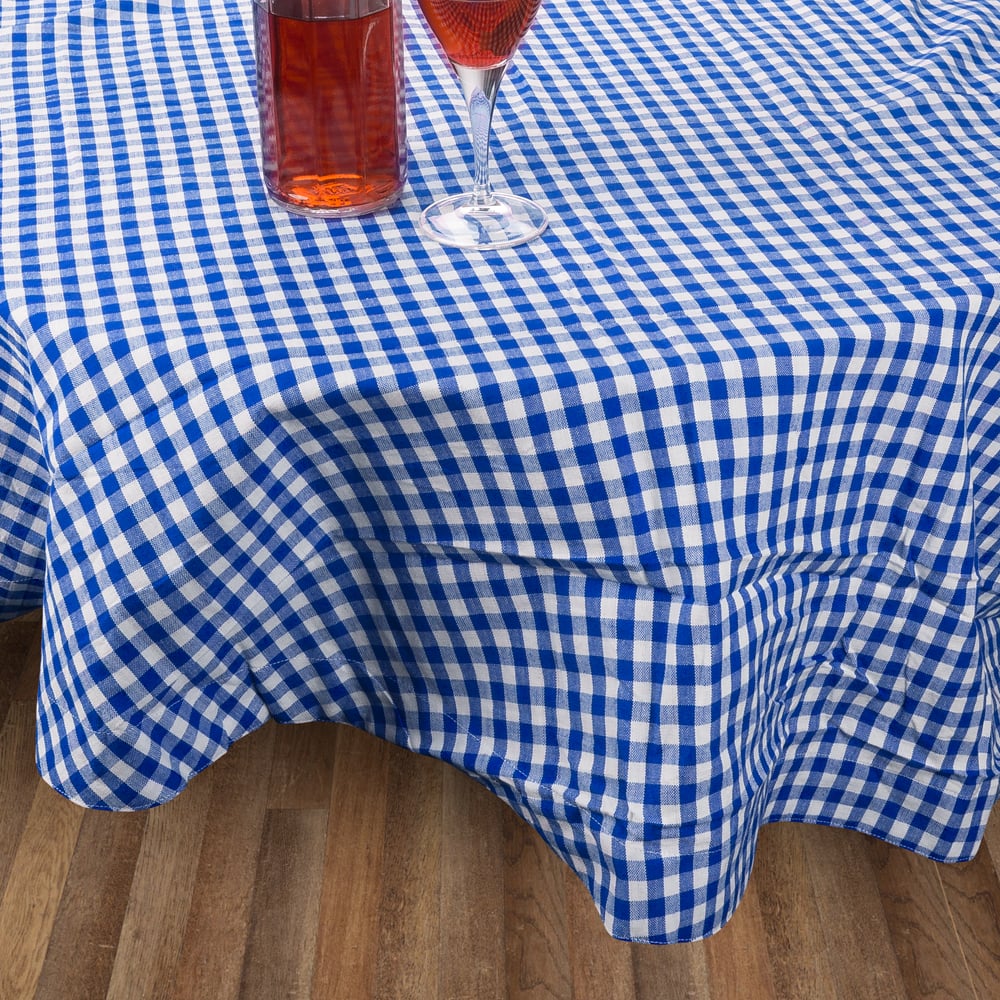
left=2, top=0, right=1000, bottom=943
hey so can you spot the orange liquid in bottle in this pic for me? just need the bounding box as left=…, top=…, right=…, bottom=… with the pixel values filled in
left=255, top=0, right=405, bottom=216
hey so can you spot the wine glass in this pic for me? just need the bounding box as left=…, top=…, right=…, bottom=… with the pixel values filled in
left=416, top=0, right=548, bottom=248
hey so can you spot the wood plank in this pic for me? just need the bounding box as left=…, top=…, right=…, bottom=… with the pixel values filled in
left=0, top=618, right=48, bottom=906
left=0, top=614, right=40, bottom=728
left=311, top=725, right=392, bottom=1000
left=937, top=848, right=1000, bottom=999
left=754, top=822, right=839, bottom=1000
left=503, top=806, right=572, bottom=1000
left=238, top=807, right=328, bottom=1000
left=632, top=939, right=711, bottom=1000
left=104, top=768, right=215, bottom=1000
left=982, top=804, right=1000, bottom=881
left=0, top=782, right=85, bottom=1000
left=867, top=836, right=976, bottom=1000
left=0, top=700, right=44, bottom=897
left=801, top=824, right=909, bottom=999
left=13, top=622, right=43, bottom=703
left=373, top=746, right=443, bottom=1000
left=439, top=768, right=507, bottom=1000
left=172, top=722, right=276, bottom=1000
left=34, top=809, right=148, bottom=1000
left=565, top=865, right=637, bottom=1000
left=267, top=719, right=338, bottom=810
left=702, top=870, right=776, bottom=1000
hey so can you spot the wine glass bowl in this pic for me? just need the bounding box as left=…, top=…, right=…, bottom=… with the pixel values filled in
left=419, top=0, right=541, bottom=68
left=416, top=0, right=548, bottom=248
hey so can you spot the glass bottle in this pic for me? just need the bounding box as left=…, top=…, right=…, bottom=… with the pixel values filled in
left=254, top=0, right=406, bottom=217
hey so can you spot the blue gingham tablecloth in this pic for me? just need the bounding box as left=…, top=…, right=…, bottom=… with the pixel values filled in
left=2, top=0, right=1000, bottom=944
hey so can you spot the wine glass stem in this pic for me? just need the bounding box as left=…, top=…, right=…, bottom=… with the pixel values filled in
left=455, top=64, right=507, bottom=210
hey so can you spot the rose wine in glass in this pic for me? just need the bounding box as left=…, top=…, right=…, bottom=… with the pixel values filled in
left=416, top=0, right=548, bottom=248
left=255, top=0, right=406, bottom=217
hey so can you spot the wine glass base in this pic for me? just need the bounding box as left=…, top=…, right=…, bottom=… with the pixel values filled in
left=420, top=192, right=547, bottom=249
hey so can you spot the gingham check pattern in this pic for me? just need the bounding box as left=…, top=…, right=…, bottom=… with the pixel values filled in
left=2, top=0, right=1000, bottom=942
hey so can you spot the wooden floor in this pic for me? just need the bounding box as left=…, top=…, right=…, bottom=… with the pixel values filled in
left=2, top=610, right=1000, bottom=999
